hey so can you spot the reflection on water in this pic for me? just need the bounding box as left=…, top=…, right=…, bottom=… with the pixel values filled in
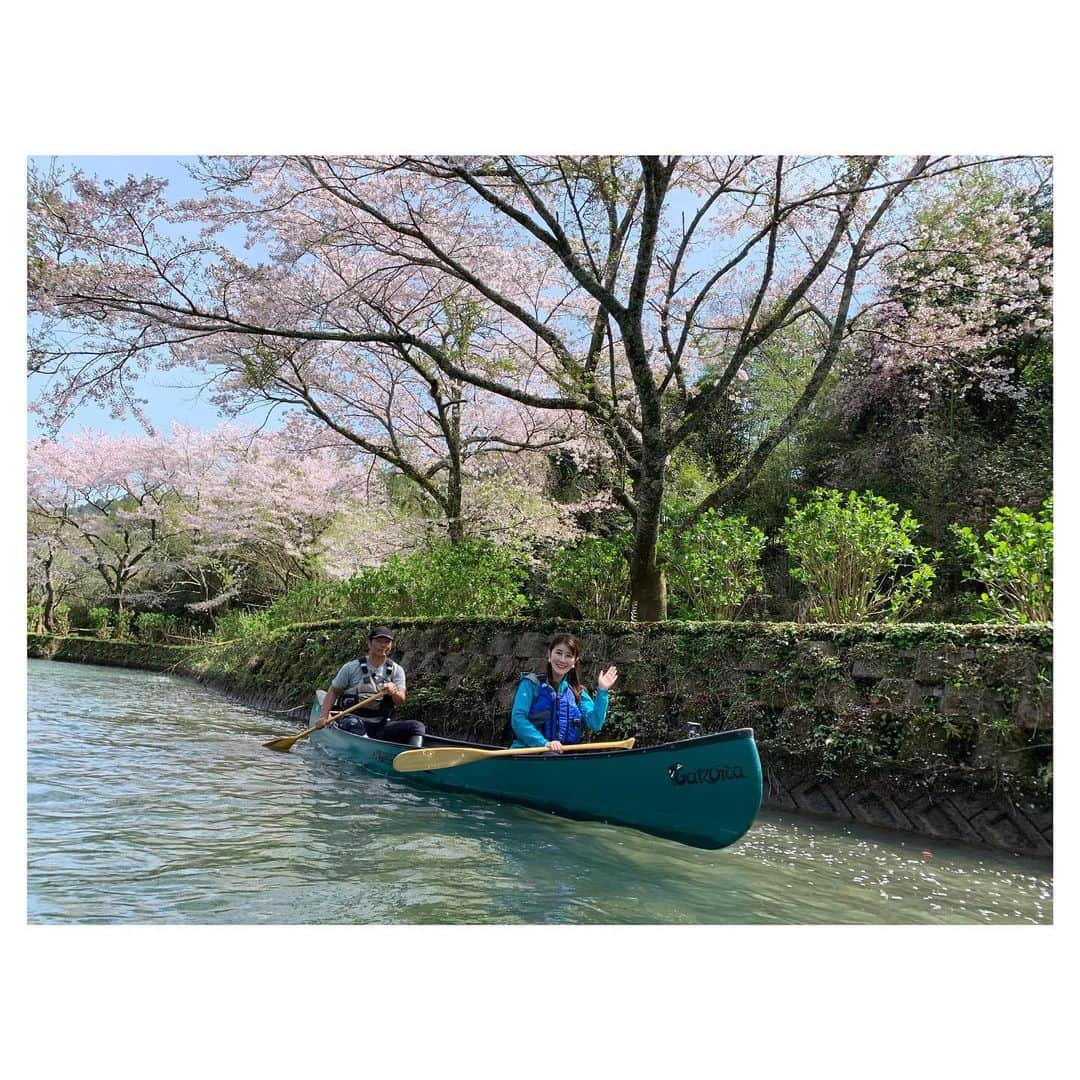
left=27, top=659, right=1052, bottom=924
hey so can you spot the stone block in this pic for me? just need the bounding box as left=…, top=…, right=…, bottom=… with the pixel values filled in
left=789, top=780, right=850, bottom=817
left=619, top=665, right=653, bottom=694
left=980, top=689, right=1006, bottom=721
left=609, top=635, right=643, bottom=663
left=439, top=652, right=471, bottom=679
left=969, top=807, right=1051, bottom=857
left=797, top=640, right=839, bottom=662
left=738, top=648, right=775, bottom=673
left=408, top=651, right=438, bottom=677
left=913, top=646, right=965, bottom=684
left=584, top=636, right=612, bottom=663
left=812, top=680, right=865, bottom=714
left=514, top=632, right=549, bottom=658
left=907, top=683, right=944, bottom=711
left=845, top=791, right=915, bottom=831
left=851, top=657, right=886, bottom=682
left=759, top=676, right=794, bottom=709
left=902, top=796, right=982, bottom=844
left=947, top=793, right=990, bottom=822
left=493, top=654, right=523, bottom=680
left=1014, top=688, right=1052, bottom=730
left=980, top=645, right=1040, bottom=687
left=761, top=780, right=799, bottom=812
left=496, top=684, right=519, bottom=712
left=869, top=677, right=912, bottom=709
left=940, top=685, right=984, bottom=718
left=522, top=656, right=548, bottom=676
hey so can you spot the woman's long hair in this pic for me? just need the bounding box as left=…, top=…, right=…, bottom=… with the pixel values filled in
left=543, top=633, right=582, bottom=703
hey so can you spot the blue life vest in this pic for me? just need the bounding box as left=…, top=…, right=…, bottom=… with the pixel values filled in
left=525, top=673, right=584, bottom=745
left=340, top=658, right=396, bottom=719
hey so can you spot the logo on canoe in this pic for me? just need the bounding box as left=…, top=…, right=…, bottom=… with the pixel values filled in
left=668, top=762, right=745, bottom=785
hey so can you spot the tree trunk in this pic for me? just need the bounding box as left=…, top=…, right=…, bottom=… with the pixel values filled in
left=629, top=552, right=667, bottom=622
left=445, top=467, right=464, bottom=544
left=41, top=550, right=57, bottom=632
left=627, top=454, right=668, bottom=621
left=42, top=581, right=57, bottom=632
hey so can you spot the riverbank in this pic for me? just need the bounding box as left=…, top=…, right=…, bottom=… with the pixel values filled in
left=28, top=618, right=1052, bottom=856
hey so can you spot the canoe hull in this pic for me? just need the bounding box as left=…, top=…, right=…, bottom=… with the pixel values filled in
left=308, top=694, right=761, bottom=850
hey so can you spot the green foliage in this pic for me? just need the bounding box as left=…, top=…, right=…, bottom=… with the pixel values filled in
left=88, top=607, right=114, bottom=638
left=380, top=539, right=529, bottom=618
left=212, top=539, right=529, bottom=642
left=549, top=535, right=631, bottom=620
left=213, top=607, right=272, bottom=642
left=662, top=510, right=767, bottom=619
left=87, top=607, right=135, bottom=639
left=133, top=611, right=182, bottom=643
left=951, top=497, right=1052, bottom=623
left=28, top=604, right=72, bottom=635
left=246, top=575, right=383, bottom=632
left=779, top=489, right=938, bottom=622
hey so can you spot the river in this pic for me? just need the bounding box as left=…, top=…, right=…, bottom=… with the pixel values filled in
left=26, top=658, right=1052, bottom=924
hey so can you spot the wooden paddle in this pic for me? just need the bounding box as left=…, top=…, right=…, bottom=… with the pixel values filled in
left=263, top=688, right=388, bottom=752
left=392, top=737, right=636, bottom=773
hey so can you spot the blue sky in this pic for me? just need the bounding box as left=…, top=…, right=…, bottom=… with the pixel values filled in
left=26, top=155, right=755, bottom=441
left=27, top=155, right=262, bottom=439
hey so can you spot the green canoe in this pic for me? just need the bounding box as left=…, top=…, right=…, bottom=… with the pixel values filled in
left=308, top=691, right=762, bottom=850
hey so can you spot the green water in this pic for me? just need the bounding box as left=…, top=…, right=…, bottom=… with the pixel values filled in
left=26, top=658, right=1052, bottom=924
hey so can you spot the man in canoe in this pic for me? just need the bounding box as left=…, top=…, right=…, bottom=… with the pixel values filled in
left=510, top=633, right=618, bottom=753
left=315, top=626, right=424, bottom=746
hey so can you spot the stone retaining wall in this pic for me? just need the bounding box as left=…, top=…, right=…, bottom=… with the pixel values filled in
left=29, top=618, right=1052, bottom=856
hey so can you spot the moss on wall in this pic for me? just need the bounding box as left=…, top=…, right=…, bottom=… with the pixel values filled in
left=29, top=618, right=1053, bottom=844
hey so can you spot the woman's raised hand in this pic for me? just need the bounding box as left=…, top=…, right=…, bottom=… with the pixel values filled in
left=597, top=665, right=619, bottom=691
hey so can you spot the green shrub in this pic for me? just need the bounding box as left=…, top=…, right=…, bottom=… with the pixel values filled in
left=549, top=535, right=631, bottom=621
left=27, top=604, right=44, bottom=633
left=779, top=489, right=938, bottom=622
left=134, top=611, right=182, bottom=643
left=255, top=575, right=384, bottom=630
left=213, top=607, right=271, bottom=642
left=951, top=497, right=1052, bottom=623
left=88, top=607, right=114, bottom=638
left=212, top=539, right=530, bottom=638
left=662, top=510, right=767, bottom=619
left=385, top=539, right=529, bottom=618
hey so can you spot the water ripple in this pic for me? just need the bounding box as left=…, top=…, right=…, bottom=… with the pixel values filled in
left=27, top=658, right=1053, bottom=924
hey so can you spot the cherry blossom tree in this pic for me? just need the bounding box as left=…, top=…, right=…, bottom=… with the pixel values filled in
left=29, top=154, right=1045, bottom=618
left=27, top=424, right=362, bottom=617
left=847, top=163, right=1052, bottom=414
left=26, top=517, right=86, bottom=631
left=27, top=429, right=188, bottom=612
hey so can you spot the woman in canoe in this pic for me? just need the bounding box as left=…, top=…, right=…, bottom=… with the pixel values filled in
left=510, top=633, right=619, bottom=753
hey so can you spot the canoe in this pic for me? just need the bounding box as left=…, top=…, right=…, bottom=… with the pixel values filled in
left=308, top=691, right=762, bottom=850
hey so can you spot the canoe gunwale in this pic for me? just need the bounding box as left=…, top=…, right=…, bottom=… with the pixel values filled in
left=308, top=691, right=762, bottom=849
left=319, top=723, right=757, bottom=762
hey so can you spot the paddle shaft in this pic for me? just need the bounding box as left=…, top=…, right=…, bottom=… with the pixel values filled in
left=392, top=738, right=635, bottom=773
left=263, top=688, right=387, bottom=751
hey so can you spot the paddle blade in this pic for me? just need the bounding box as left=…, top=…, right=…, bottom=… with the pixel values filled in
left=263, top=735, right=301, bottom=752
left=393, top=747, right=491, bottom=772
left=263, top=722, right=322, bottom=752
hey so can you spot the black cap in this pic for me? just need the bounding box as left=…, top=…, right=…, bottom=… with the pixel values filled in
left=369, top=625, right=396, bottom=641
